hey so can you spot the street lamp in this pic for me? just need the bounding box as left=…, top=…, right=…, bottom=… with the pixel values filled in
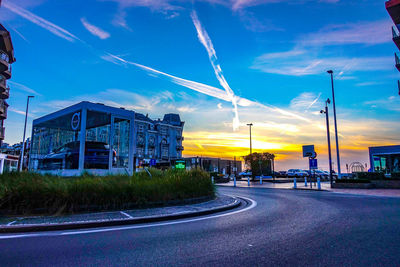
left=320, top=98, right=333, bottom=186
left=19, top=95, right=34, bottom=172
left=327, top=70, right=341, bottom=179
left=246, top=123, right=253, bottom=155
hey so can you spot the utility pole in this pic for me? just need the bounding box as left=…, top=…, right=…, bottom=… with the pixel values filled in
left=327, top=70, right=341, bottom=179
left=247, top=123, right=253, bottom=155
left=19, top=95, right=34, bottom=172
left=321, top=99, right=333, bottom=186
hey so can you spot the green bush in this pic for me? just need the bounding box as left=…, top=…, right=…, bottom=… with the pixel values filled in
left=355, top=172, right=385, bottom=180
left=0, top=169, right=215, bottom=215
left=335, top=179, right=370, bottom=184
left=390, top=173, right=400, bottom=180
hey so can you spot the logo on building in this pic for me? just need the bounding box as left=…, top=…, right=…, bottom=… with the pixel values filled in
left=71, top=112, right=80, bottom=131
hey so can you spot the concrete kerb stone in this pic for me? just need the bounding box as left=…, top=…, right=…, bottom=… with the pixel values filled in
left=0, top=195, right=241, bottom=234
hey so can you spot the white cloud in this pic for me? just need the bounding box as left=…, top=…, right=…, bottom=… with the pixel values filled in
left=300, top=20, right=392, bottom=47
left=290, top=92, right=322, bottom=111
left=364, top=96, right=400, bottom=112
left=3, top=1, right=80, bottom=42
left=252, top=49, right=393, bottom=76
left=8, top=81, right=42, bottom=96
left=80, top=18, right=110, bottom=40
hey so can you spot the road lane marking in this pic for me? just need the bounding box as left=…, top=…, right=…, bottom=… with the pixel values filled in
left=120, top=211, right=133, bottom=219
left=0, top=196, right=256, bottom=240
left=6, top=221, right=16, bottom=226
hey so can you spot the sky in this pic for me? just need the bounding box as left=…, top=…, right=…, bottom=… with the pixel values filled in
left=1, top=0, right=400, bottom=172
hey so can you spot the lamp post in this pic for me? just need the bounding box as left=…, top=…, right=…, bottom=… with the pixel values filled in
left=19, top=95, right=34, bottom=172
left=246, top=123, right=253, bottom=155
left=320, top=98, right=333, bottom=186
left=327, top=70, right=341, bottom=179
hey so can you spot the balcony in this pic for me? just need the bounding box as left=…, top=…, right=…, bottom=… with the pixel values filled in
left=398, top=80, right=400, bottom=96
left=386, top=0, right=400, bottom=25
left=393, top=26, right=400, bottom=50
left=0, top=126, right=4, bottom=140
left=176, top=136, right=184, bottom=141
left=0, top=51, right=9, bottom=73
left=0, top=86, right=10, bottom=99
left=0, top=99, right=8, bottom=120
left=3, top=65, right=11, bottom=79
left=396, top=53, right=400, bottom=72
left=176, top=145, right=184, bottom=151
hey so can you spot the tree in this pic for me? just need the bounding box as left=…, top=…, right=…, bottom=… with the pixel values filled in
left=243, top=152, right=275, bottom=179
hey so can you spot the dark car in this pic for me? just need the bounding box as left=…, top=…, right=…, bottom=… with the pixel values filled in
left=278, top=171, right=287, bottom=177
left=42, top=141, right=115, bottom=170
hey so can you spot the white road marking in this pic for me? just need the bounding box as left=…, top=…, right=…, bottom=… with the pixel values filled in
left=120, top=211, right=133, bottom=219
left=0, top=196, right=257, bottom=240
left=6, top=221, right=16, bottom=226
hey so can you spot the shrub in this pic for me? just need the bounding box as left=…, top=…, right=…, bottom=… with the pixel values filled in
left=335, top=179, right=370, bottom=184
left=390, top=173, right=400, bottom=180
left=355, top=172, right=385, bottom=180
left=0, top=169, right=215, bottom=215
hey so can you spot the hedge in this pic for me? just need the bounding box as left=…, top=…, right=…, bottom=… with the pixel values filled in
left=355, top=172, right=385, bottom=180
left=335, top=179, right=370, bottom=184
left=0, top=168, right=215, bottom=215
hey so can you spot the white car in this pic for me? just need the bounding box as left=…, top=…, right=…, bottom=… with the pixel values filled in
left=287, top=169, right=308, bottom=177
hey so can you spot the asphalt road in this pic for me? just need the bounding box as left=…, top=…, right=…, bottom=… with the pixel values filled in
left=1, top=187, right=400, bottom=267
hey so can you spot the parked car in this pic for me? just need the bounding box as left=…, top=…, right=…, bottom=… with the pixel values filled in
left=314, top=170, right=328, bottom=179
left=238, top=171, right=252, bottom=178
left=42, top=141, right=116, bottom=170
left=210, top=172, right=230, bottom=183
left=287, top=169, right=308, bottom=178
left=277, top=171, right=287, bottom=177
left=322, top=170, right=338, bottom=179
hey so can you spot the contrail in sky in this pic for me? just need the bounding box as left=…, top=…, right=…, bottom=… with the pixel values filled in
left=6, top=2, right=312, bottom=125
left=3, top=1, right=80, bottom=42
left=191, top=10, right=240, bottom=131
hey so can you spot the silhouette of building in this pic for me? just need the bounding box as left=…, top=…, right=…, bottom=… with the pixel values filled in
left=386, top=0, right=400, bottom=95
left=0, top=23, right=16, bottom=144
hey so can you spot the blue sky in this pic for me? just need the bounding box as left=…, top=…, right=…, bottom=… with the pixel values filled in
left=1, top=0, right=400, bottom=171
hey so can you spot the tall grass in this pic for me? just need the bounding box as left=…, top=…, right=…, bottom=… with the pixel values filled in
left=0, top=169, right=215, bottom=215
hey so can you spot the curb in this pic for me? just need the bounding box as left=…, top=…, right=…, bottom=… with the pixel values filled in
left=292, top=188, right=329, bottom=192
left=0, top=197, right=241, bottom=234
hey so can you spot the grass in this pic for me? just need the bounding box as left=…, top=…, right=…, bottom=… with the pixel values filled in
left=0, top=168, right=215, bottom=216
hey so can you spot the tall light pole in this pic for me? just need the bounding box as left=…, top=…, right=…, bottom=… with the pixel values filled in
left=19, top=95, right=34, bottom=172
left=327, top=70, right=341, bottom=178
left=246, top=123, right=253, bottom=155
left=320, top=98, right=333, bottom=186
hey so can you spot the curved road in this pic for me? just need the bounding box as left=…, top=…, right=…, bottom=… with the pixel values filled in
left=1, top=187, right=400, bottom=266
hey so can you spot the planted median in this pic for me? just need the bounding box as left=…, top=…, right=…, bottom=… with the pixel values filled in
left=0, top=169, right=215, bottom=216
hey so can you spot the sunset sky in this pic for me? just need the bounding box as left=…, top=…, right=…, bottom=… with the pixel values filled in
left=1, top=0, right=400, bottom=171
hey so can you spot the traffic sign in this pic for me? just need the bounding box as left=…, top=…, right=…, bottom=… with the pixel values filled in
left=302, top=145, right=315, bottom=158
left=309, top=159, right=318, bottom=170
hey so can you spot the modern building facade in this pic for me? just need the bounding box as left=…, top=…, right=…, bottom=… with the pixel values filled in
left=0, top=23, right=16, bottom=144
left=386, top=0, right=400, bottom=95
left=369, top=145, right=400, bottom=174
left=28, top=102, right=184, bottom=176
left=182, top=157, right=242, bottom=175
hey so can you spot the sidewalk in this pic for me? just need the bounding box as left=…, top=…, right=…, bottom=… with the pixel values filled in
left=0, top=194, right=240, bottom=233
left=218, top=180, right=400, bottom=198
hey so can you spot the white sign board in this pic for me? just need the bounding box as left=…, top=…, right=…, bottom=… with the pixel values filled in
left=302, top=145, right=315, bottom=158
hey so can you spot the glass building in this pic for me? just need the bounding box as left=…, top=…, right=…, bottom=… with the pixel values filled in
left=369, top=145, right=400, bottom=174
left=29, top=101, right=185, bottom=175
left=29, top=102, right=135, bottom=176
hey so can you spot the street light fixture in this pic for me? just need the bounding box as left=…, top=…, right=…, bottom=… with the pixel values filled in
left=246, top=123, right=253, bottom=155
left=327, top=70, right=341, bottom=179
left=320, top=98, right=333, bottom=186
left=19, top=95, right=34, bottom=172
